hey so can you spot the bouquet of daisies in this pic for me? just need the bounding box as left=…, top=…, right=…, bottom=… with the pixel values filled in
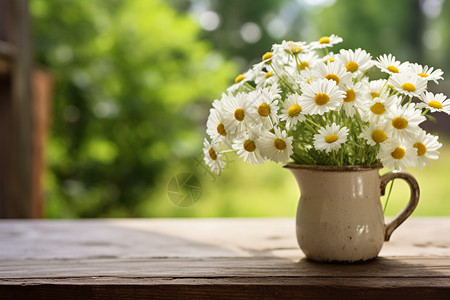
left=203, top=34, right=448, bottom=175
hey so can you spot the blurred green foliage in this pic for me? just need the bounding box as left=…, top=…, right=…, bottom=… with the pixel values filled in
left=314, top=0, right=424, bottom=60
left=31, top=0, right=450, bottom=217
left=314, top=0, right=450, bottom=79
left=31, top=0, right=237, bottom=217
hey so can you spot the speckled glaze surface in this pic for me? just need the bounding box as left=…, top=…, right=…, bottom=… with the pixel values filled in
left=285, top=164, right=419, bottom=263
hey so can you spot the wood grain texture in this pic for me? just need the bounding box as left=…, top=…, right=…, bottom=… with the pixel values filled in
left=0, top=218, right=449, bottom=299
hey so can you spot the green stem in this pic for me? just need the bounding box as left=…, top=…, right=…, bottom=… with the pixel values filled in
left=303, top=121, right=317, bottom=133
left=421, top=108, right=430, bottom=116
left=401, top=94, right=407, bottom=105
left=244, top=82, right=255, bottom=91
left=220, top=149, right=238, bottom=154
left=294, top=56, right=302, bottom=75
left=305, top=118, right=321, bottom=129
left=271, top=64, right=295, bottom=93
left=382, top=74, right=391, bottom=90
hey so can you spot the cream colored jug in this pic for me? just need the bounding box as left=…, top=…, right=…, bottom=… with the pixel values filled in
left=285, top=164, right=419, bottom=263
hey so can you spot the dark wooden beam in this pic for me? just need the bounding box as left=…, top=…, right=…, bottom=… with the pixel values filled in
left=0, top=0, right=33, bottom=218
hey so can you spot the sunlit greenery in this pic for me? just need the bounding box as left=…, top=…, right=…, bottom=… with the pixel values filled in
left=31, top=0, right=450, bottom=217
left=32, top=0, right=236, bottom=217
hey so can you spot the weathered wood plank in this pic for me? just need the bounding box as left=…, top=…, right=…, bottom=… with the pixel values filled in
left=0, top=218, right=449, bottom=299
left=1, top=256, right=450, bottom=279
left=0, top=218, right=449, bottom=260
left=0, top=278, right=449, bottom=300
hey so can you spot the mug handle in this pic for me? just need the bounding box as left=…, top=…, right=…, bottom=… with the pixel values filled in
left=380, top=172, right=420, bottom=241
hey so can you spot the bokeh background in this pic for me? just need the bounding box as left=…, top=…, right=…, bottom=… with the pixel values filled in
left=29, top=0, right=450, bottom=218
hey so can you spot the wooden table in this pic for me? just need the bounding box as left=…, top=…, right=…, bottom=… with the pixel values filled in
left=0, top=218, right=449, bottom=299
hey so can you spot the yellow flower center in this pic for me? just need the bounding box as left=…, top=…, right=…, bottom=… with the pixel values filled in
left=413, top=142, right=427, bottom=156
left=258, top=103, right=271, bottom=117
left=370, top=92, right=380, bottom=99
left=274, top=138, right=287, bottom=150
left=345, top=62, right=359, bottom=73
left=298, top=61, right=309, bottom=70
left=392, top=117, right=408, bottom=130
left=217, top=123, right=227, bottom=136
left=208, top=147, right=217, bottom=160
left=243, top=140, right=256, bottom=152
left=314, top=93, right=330, bottom=106
left=262, top=52, right=273, bottom=63
left=391, top=147, right=406, bottom=160
left=288, top=104, right=302, bottom=117
left=370, top=103, right=385, bottom=115
left=325, top=74, right=339, bottom=84
left=418, top=72, right=429, bottom=78
left=319, top=36, right=330, bottom=44
left=291, top=46, right=302, bottom=54
left=307, top=77, right=312, bottom=83
left=371, top=129, right=387, bottom=143
left=328, top=57, right=335, bottom=62
left=402, top=83, right=416, bottom=92
left=428, top=101, right=443, bottom=109
left=265, top=71, right=274, bottom=79
left=325, top=134, right=338, bottom=143
left=235, top=74, right=245, bottom=84
left=387, top=65, right=399, bottom=73
left=344, top=89, right=356, bottom=103
left=234, top=108, right=245, bottom=121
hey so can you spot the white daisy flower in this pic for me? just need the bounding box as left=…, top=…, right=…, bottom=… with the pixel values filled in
left=360, top=95, right=401, bottom=122
left=341, top=82, right=370, bottom=117
left=375, top=54, right=409, bottom=75
left=299, top=78, right=345, bottom=115
left=313, top=123, right=349, bottom=153
left=312, top=61, right=352, bottom=88
left=385, top=104, right=426, bottom=141
left=321, top=51, right=337, bottom=64
left=337, top=48, right=373, bottom=76
left=261, top=51, right=276, bottom=65
left=273, top=40, right=310, bottom=56
left=297, top=67, right=314, bottom=88
left=253, top=51, right=285, bottom=74
left=212, top=98, right=223, bottom=111
left=310, top=34, right=343, bottom=49
left=410, top=130, right=442, bottom=169
left=389, top=73, right=427, bottom=97
left=378, top=141, right=416, bottom=171
left=360, top=121, right=390, bottom=146
left=297, top=51, right=321, bottom=71
left=259, top=127, right=294, bottom=164
left=206, top=108, right=231, bottom=143
left=247, top=84, right=281, bottom=128
left=280, top=93, right=306, bottom=129
left=203, top=138, right=226, bottom=175
left=254, top=68, right=277, bottom=88
left=368, top=79, right=390, bottom=99
left=227, top=69, right=254, bottom=94
left=232, top=129, right=266, bottom=165
left=416, top=91, right=450, bottom=114
left=222, top=92, right=250, bottom=135
left=408, top=63, right=444, bottom=84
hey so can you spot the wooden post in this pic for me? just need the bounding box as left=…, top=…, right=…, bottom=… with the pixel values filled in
left=0, top=0, right=34, bottom=218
